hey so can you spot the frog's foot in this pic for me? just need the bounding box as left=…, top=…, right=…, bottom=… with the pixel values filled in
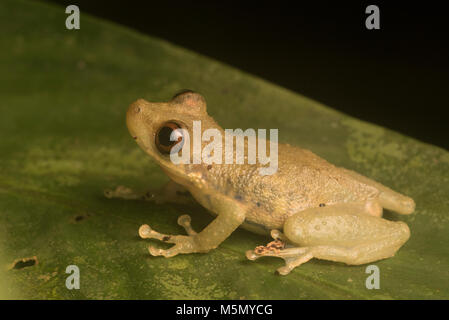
left=138, top=215, right=200, bottom=257
left=246, top=240, right=314, bottom=275
left=270, top=229, right=289, bottom=242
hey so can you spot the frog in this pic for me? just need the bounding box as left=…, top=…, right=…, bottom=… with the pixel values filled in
left=105, top=90, right=415, bottom=275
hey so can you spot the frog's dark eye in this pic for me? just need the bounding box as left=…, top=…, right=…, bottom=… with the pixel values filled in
left=155, top=121, right=185, bottom=155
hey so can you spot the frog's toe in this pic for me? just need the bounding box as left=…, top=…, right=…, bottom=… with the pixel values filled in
left=177, top=214, right=197, bottom=236
left=139, top=224, right=160, bottom=240
left=270, top=229, right=289, bottom=242
left=276, top=265, right=293, bottom=276
left=258, top=239, right=285, bottom=254
left=139, top=224, right=176, bottom=243
left=245, top=250, right=260, bottom=261
left=277, top=252, right=314, bottom=275
left=148, top=244, right=181, bottom=257
left=147, top=235, right=197, bottom=258
left=245, top=239, right=286, bottom=260
left=148, top=246, right=166, bottom=256
left=139, top=223, right=200, bottom=257
left=246, top=241, right=314, bottom=275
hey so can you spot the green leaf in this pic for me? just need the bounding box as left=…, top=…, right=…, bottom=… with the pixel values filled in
left=1, top=0, right=448, bottom=299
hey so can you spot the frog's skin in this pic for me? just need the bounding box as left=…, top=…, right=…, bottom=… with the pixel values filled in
left=106, top=90, right=415, bottom=275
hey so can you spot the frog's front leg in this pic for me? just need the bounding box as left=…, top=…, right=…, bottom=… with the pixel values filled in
left=138, top=215, right=197, bottom=257
left=247, top=202, right=410, bottom=275
left=139, top=193, right=246, bottom=257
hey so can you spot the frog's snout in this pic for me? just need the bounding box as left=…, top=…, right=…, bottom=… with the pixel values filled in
left=127, top=100, right=143, bottom=117
left=126, top=99, right=147, bottom=140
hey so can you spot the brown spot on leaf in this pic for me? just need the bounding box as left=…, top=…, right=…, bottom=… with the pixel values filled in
left=9, top=256, right=38, bottom=270
left=71, top=213, right=90, bottom=223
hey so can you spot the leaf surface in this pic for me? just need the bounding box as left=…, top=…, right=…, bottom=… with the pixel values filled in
left=0, top=0, right=448, bottom=299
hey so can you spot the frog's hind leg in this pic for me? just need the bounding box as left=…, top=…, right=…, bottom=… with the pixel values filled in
left=246, top=229, right=313, bottom=275
left=246, top=244, right=314, bottom=275
left=246, top=235, right=409, bottom=276
left=340, top=168, right=415, bottom=215
left=247, top=237, right=409, bottom=276
left=270, top=229, right=289, bottom=242
left=246, top=202, right=411, bottom=275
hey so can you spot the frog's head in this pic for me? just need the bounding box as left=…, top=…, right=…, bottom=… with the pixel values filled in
left=126, top=90, right=220, bottom=180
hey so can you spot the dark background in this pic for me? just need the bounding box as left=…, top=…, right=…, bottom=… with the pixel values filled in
left=43, top=0, right=448, bottom=149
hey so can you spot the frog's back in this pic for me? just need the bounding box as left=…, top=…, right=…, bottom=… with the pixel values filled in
left=207, top=143, right=381, bottom=231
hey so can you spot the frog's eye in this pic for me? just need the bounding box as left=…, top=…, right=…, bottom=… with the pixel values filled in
left=155, top=121, right=185, bottom=155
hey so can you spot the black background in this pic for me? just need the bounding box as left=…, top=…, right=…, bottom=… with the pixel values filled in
left=43, top=0, right=448, bottom=149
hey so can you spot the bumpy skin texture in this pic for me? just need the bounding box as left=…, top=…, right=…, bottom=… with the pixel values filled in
left=120, top=91, right=415, bottom=274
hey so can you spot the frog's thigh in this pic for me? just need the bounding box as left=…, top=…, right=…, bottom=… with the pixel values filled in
left=365, top=198, right=383, bottom=217
left=287, top=202, right=409, bottom=259
left=264, top=227, right=409, bottom=275
left=309, top=234, right=409, bottom=266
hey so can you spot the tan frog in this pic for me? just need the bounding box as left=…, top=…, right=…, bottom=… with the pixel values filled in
left=106, top=90, right=414, bottom=275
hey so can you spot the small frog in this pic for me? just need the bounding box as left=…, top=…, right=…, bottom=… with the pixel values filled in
left=106, top=90, right=415, bottom=275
